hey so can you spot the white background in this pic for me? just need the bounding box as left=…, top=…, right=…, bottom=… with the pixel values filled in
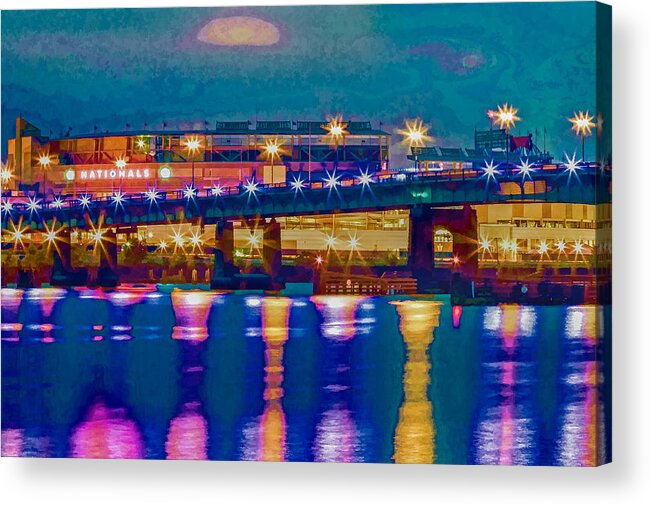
left=0, top=0, right=649, bottom=504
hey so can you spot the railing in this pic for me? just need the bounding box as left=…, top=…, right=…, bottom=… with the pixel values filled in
left=1, top=162, right=603, bottom=213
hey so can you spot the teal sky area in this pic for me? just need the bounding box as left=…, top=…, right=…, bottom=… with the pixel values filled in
left=1, top=2, right=599, bottom=166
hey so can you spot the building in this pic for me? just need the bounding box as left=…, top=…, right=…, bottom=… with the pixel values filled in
left=4, top=116, right=390, bottom=195
left=407, top=128, right=553, bottom=172
left=2, top=117, right=609, bottom=273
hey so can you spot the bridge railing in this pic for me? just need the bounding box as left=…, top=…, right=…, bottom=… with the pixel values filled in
left=1, top=161, right=604, bottom=214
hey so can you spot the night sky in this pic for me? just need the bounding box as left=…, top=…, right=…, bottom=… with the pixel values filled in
left=1, top=2, right=598, bottom=166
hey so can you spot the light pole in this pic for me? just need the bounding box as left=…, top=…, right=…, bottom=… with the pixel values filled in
left=492, top=103, right=520, bottom=166
left=263, top=138, right=282, bottom=182
left=37, top=153, right=51, bottom=194
left=323, top=117, right=348, bottom=171
left=568, top=111, right=596, bottom=162
left=184, top=136, right=202, bottom=187
left=397, top=118, right=431, bottom=172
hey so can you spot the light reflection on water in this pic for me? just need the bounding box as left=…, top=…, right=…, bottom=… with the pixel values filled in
left=0, top=287, right=609, bottom=465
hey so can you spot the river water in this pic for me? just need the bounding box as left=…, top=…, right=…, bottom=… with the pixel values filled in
left=0, top=286, right=610, bottom=465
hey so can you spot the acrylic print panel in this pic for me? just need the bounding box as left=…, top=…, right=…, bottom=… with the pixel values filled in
left=0, top=2, right=611, bottom=465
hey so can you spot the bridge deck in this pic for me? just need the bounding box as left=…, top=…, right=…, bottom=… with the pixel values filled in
left=2, top=168, right=610, bottom=230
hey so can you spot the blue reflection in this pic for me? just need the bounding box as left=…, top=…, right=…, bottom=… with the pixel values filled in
left=0, top=286, right=609, bottom=465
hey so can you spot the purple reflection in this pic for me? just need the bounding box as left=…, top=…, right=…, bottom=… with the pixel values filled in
left=313, top=407, right=360, bottom=463
left=69, top=398, right=144, bottom=459
left=311, top=296, right=364, bottom=342
left=556, top=362, right=603, bottom=466
left=1, top=428, right=24, bottom=456
left=311, top=296, right=365, bottom=463
left=473, top=305, right=538, bottom=465
left=1, top=288, right=24, bottom=337
left=474, top=361, right=535, bottom=465
left=165, top=401, right=208, bottom=460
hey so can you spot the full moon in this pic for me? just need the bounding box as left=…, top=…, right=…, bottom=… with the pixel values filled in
left=197, top=16, right=280, bottom=47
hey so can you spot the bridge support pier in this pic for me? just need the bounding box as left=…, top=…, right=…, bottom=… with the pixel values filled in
left=97, top=228, right=119, bottom=287
left=262, top=218, right=282, bottom=284
left=408, top=205, right=478, bottom=294
left=50, top=227, right=88, bottom=287
left=210, top=219, right=238, bottom=290
left=409, top=206, right=435, bottom=284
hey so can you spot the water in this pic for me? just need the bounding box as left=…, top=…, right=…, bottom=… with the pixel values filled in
left=0, top=286, right=610, bottom=465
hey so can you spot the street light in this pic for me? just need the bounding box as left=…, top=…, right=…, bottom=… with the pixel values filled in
left=397, top=119, right=433, bottom=170
left=262, top=138, right=286, bottom=182
left=568, top=111, right=596, bottom=161
left=322, top=116, right=348, bottom=168
left=263, top=139, right=281, bottom=161
left=491, top=103, right=520, bottom=164
left=1, top=162, right=13, bottom=190
left=37, top=152, right=52, bottom=192
left=184, top=136, right=202, bottom=186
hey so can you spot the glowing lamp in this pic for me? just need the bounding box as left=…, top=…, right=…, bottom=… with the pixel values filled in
left=38, top=155, right=52, bottom=167
left=265, top=142, right=280, bottom=156
left=184, top=137, right=202, bottom=152
left=324, top=234, right=337, bottom=249
left=323, top=117, right=348, bottom=142
left=44, top=230, right=57, bottom=244
left=538, top=240, right=549, bottom=255
left=172, top=231, right=185, bottom=248
left=247, top=233, right=260, bottom=247
left=569, top=111, right=596, bottom=137
left=90, top=228, right=105, bottom=244
left=347, top=235, right=360, bottom=250
left=397, top=119, right=432, bottom=148
left=64, top=169, right=75, bottom=181
left=492, top=103, right=520, bottom=131
left=330, top=125, right=343, bottom=136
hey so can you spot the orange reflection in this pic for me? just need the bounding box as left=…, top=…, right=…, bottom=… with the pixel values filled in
left=258, top=297, right=290, bottom=461
left=391, top=300, right=442, bottom=464
left=501, top=304, right=519, bottom=352
left=170, top=290, right=215, bottom=341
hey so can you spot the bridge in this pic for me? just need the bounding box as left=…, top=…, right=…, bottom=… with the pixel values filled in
left=1, top=162, right=610, bottom=290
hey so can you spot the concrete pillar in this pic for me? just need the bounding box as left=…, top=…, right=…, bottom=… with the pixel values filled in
left=97, top=228, right=119, bottom=287
left=55, top=227, right=72, bottom=271
left=409, top=205, right=479, bottom=293
left=408, top=205, right=434, bottom=274
left=214, top=219, right=234, bottom=264
left=452, top=205, right=479, bottom=279
left=211, top=220, right=237, bottom=290
left=50, top=227, right=84, bottom=287
left=263, top=218, right=282, bottom=281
